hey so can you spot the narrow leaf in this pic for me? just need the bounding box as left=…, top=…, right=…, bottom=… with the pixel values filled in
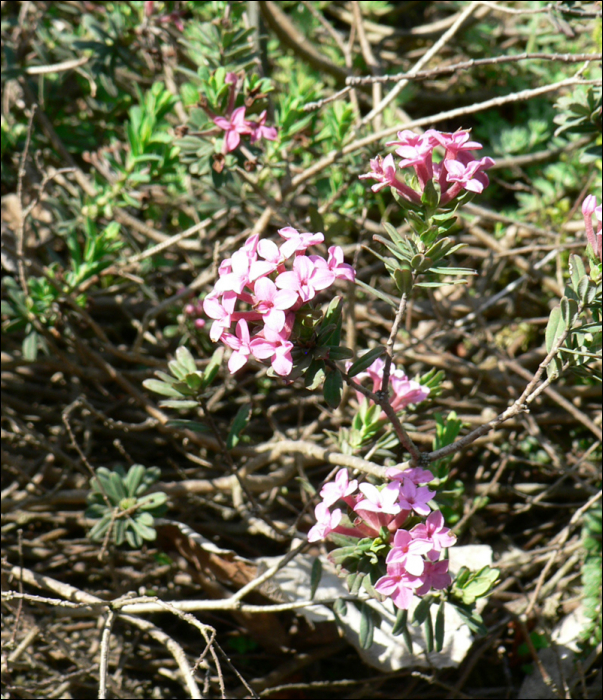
left=545, top=305, right=566, bottom=353
left=333, top=598, right=347, bottom=620
left=392, top=608, right=409, bottom=636
left=424, top=607, right=434, bottom=653
left=226, top=404, right=251, bottom=450
left=310, top=557, right=322, bottom=600
left=412, top=596, right=431, bottom=626
left=359, top=601, right=375, bottom=649
left=201, top=346, right=224, bottom=389
left=355, top=279, right=398, bottom=308
left=143, top=379, right=184, bottom=398
left=435, top=600, right=445, bottom=652
left=175, top=346, right=197, bottom=374
left=348, top=347, right=386, bottom=377
left=323, top=370, right=344, bottom=408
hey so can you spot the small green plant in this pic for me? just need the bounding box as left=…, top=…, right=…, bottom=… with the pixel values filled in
left=579, top=505, right=602, bottom=651
left=1, top=219, right=124, bottom=360
left=86, top=464, right=168, bottom=548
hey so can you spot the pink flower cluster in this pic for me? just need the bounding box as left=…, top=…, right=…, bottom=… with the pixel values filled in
left=582, top=195, right=602, bottom=262
left=203, top=228, right=355, bottom=376
left=349, top=355, right=430, bottom=417
left=360, top=129, right=495, bottom=207
left=212, top=73, right=277, bottom=153
left=308, top=467, right=456, bottom=610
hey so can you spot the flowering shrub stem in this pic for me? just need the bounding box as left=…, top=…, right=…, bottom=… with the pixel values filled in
left=325, top=358, right=421, bottom=463
left=381, top=292, right=409, bottom=400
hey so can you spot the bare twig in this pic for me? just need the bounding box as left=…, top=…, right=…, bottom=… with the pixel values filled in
left=351, top=2, right=382, bottom=132
left=16, top=105, right=36, bottom=294
left=5, top=567, right=203, bottom=699
left=346, top=52, right=602, bottom=85
left=424, top=302, right=586, bottom=465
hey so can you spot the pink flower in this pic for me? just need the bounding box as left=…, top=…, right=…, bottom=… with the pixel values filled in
left=213, top=249, right=252, bottom=295
left=389, top=372, right=430, bottom=411
left=277, top=226, right=325, bottom=258
left=276, top=255, right=335, bottom=303
left=394, top=134, right=435, bottom=188
left=253, top=277, right=298, bottom=331
left=213, top=106, right=253, bottom=153
left=249, top=110, right=278, bottom=144
left=222, top=319, right=254, bottom=373
left=410, top=510, right=456, bottom=560
left=361, top=128, right=494, bottom=206
left=386, top=129, right=434, bottom=150
left=386, top=529, right=433, bottom=576
left=348, top=356, right=429, bottom=415
left=414, top=559, right=451, bottom=596
left=386, top=466, right=434, bottom=485
left=443, top=155, right=495, bottom=195
left=374, top=562, right=421, bottom=610
left=320, top=469, right=358, bottom=507
left=397, top=479, right=434, bottom=517
left=326, top=246, right=356, bottom=282
left=308, top=502, right=342, bottom=542
left=582, top=195, right=602, bottom=262
left=429, top=129, right=483, bottom=160
left=203, top=291, right=237, bottom=341
left=257, top=238, right=285, bottom=270
left=359, top=154, right=422, bottom=203
left=355, top=482, right=402, bottom=515
left=250, top=326, right=294, bottom=377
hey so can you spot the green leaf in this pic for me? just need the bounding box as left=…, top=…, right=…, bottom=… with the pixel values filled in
left=227, top=404, right=251, bottom=450
left=125, top=528, right=143, bottom=549
left=435, top=600, right=445, bottom=652
left=138, top=492, right=168, bottom=511
left=123, top=464, right=145, bottom=497
left=402, top=621, right=414, bottom=654
left=143, top=379, right=185, bottom=398
left=333, top=598, right=348, bottom=620
left=577, top=276, right=593, bottom=305
left=310, top=557, right=322, bottom=600
left=392, top=608, right=408, bottom=636
left=348, top=347, right=386, bottom=377
left=168, top=359, right=188, bottom=381
left=154, top=371, right=178, bottom=385
left=569, top=254, right=587, bottom=289
left=424, top=606, right=434, bottom=653
left=355, top=279, right=398, bottom=308
left=88, top=514, right=113, bottom=542
left=382, top=221, right=407, bottom=249
left=327, top=346, right=354, bottom=361
left=202, top=346, right=224, bottom=389
left=428, top=266, right=477, bottom=276
left=109, top=472, right=127, bottom=501
left=323, top=370, right=343, bottom=408
left=175, top=346, right=197, bottom=375
left=412, top=596, right=431, bottom=627
left=304, top=359, right=326, bottom=390
left=114, top=519, right=127, bottom=546
left=545, top=305, right=566, bottom=353
left=560, top=296, right=578, bottom=327
left=130, top=516, right=157, bottom=541
left=359, top=601, right=375, bottom=649
left=158, top=399, right=199, bottom=409
left=22, top=331, right=39, bottom=361
left=394, top=267, right=413, bottom=294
